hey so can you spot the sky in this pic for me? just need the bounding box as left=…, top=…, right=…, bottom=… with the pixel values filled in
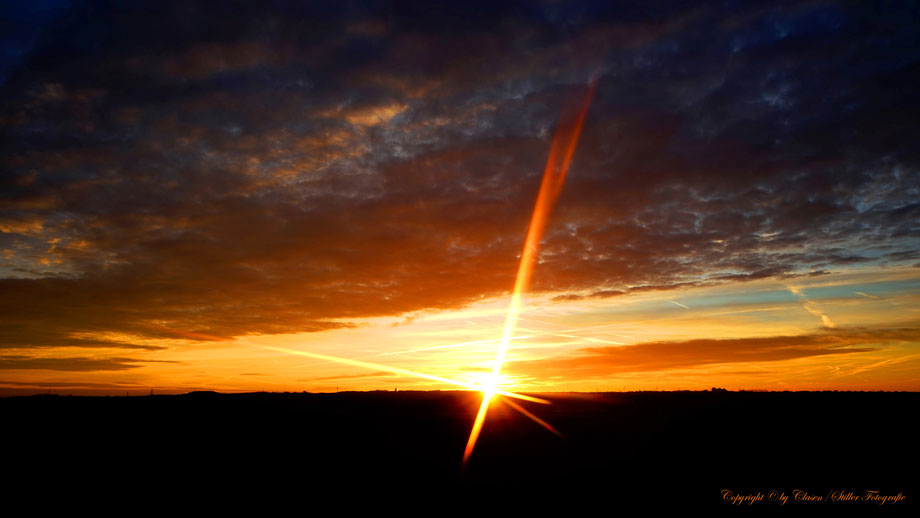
left=1, top=0, right=918, bottom=395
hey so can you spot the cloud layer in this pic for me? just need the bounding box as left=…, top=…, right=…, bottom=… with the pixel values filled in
left=507, top=325, right=920, bottom=378
left=1, top=0, right=918, bottom=350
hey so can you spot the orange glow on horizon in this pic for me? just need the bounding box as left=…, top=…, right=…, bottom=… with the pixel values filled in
left=463, top=80, right=597, bottom=466
left=251, top=343, right=548, bottom=404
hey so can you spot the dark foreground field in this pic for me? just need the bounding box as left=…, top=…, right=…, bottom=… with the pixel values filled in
left=3, top=390, right=916, bottom=512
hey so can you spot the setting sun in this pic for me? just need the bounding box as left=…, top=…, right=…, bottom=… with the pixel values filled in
left=2, top=1, right=918, bottom=510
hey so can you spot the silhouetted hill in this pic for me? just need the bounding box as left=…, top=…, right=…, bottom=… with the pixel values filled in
left=3, top=390, right=915, bottom=512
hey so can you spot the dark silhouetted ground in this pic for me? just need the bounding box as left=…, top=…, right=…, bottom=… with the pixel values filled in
left=3, top=390, right=916, bottom=512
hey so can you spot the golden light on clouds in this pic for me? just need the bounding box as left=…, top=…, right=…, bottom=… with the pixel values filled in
left=2, top=1, right=919, bottom=402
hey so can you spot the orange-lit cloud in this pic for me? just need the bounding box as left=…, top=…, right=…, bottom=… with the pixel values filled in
left=505, top=325, right=920, bottom=378
left=0, top=355, right=177, bottom=372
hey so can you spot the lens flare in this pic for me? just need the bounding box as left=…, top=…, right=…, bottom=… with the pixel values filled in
left=463, top=81, right=596, bottom=467
left=501, top=396, right=563, bottom=438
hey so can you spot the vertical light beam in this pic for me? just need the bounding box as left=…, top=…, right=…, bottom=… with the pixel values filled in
left=463, top=81, right=596, bottom=466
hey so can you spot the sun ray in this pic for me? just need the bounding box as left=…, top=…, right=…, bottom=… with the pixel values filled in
left=463, top=80, right=596, bottom=467
left=501, top=396, right=563, bottom=438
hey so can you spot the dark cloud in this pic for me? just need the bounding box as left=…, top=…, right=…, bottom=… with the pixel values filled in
left=506, top=325, right=920, bottom=379
left=0, top=380, right=142, bottom=388
left=0, top=355, right=177, bottom=371
left=0, top=0, right=918, bottom=348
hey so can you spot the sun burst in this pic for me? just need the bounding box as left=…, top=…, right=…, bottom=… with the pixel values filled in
left=231, top=79, right=596, bottom=471
left=463, top=80, right=596, bottom=467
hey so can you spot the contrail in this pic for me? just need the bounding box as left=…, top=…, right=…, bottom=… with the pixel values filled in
left=662, top=299, right=690, bottom=309
left=463, top=81, right=596, bottom=466
left=552, top=333, right=622, bottom=345
left=787, top=285, right=835, bottom=328
left=376, top=321, right=627, bottom=358
left=273, top=320, right=629, bottom=373
left=376, top=336, right=529, bottom=356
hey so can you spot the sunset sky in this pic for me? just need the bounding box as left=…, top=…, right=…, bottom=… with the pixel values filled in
left=1, top=0, right=918, bottom=395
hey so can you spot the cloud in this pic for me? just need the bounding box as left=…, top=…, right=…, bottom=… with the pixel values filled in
left=0, top=1, right=918, bottom=348
left=0, top=380, right=143, bottom=388
left=506, top=325, right=920, bottom=379
left=0, top=355, right=177, bottom=372
left=788, top=285, right=836, bottom=328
